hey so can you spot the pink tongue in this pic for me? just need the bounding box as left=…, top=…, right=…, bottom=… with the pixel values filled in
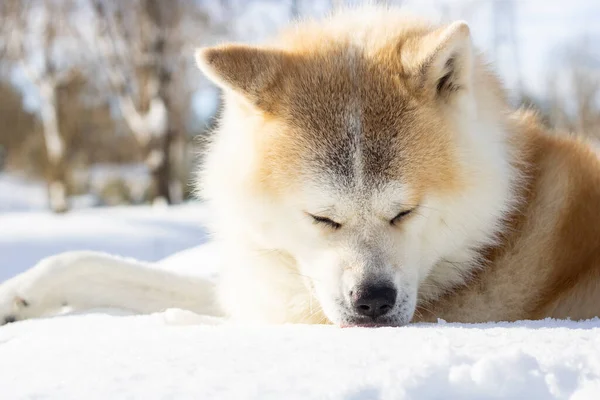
left=340, top=323, right=380, bottom=328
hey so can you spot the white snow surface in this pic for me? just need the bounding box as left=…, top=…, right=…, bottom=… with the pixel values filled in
left=1, top=203, right=600, bottom=399
left=1, top=313, right=599, bottom=399
left=0, top=203, right=210, bottom=282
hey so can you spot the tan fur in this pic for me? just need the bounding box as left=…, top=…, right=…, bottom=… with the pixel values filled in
left=195, top=6, right=600, bottom=325
left=416, top=114, right=600, bottom=322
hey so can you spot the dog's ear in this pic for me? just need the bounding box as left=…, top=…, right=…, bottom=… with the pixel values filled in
left=403, top=21, right=473, bottom=101
left=195, top=44, right=288, bottom=109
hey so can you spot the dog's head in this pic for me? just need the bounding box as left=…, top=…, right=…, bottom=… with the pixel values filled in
left=196, top=8, right=516, bottom=326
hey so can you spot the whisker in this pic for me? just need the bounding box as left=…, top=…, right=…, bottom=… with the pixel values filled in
left=287, top=271, right=323, bottom=283
left=300, top=301, right=326, bottom=323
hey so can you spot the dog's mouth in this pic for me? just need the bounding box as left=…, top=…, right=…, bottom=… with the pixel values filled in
left=338, top=316, right=408, bottom=328
left=340, top=323, right=390, bottom=328
left=333, top=297, right=413, bottom=328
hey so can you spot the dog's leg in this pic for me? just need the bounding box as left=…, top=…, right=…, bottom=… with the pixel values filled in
left=0, top=251, right=221, bottom=325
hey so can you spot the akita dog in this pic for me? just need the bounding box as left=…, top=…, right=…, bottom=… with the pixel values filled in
left=2, top=6, right=600, bottom=327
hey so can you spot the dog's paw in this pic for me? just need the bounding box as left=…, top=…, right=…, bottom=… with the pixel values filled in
left=0, top=257, right=67, bottom=326
left=0, top=281, right=65, bottom=326
left=0, top=291, right=31, bottom=326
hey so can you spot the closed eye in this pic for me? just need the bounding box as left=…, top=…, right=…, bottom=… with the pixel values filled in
left=390, top=208, right=415, bottom=225
left=308, top=213, right=341, bottom=230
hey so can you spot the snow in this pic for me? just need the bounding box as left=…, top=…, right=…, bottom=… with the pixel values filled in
left=0, top=173, right=49, bottom=211
left=1, top=313, right=599, bottom=399
left=1, top=182, right=600, bottom=398
left=0, top=202, right=210, bottom=282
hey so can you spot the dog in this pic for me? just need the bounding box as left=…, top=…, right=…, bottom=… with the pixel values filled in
left=2, top=6, right=600, bottom=327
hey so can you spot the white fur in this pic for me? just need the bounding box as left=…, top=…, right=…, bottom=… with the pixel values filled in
left=0, top=252, right=220, bottom=324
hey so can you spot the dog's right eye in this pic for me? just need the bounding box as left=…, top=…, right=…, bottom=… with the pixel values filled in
left=308, top=214, right=342, bottom=230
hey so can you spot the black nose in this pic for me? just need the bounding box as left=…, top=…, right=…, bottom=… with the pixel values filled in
left=351, top=284, right=397, bottom=319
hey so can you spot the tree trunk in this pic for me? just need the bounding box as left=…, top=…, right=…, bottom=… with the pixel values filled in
left=145, top=129, right=173, bottom=204
left=168, top=128, right=185, bottom=204
left=39, top=79, right=69, bottom=213
left=47, top=157, right=69, bottom=213
left=120, top=91, right=185, bottom=205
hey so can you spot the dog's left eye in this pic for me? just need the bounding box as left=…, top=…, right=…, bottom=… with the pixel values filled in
left=308, top=214, right=341, bottom=229
left=390, top=209, right=414, bottom=225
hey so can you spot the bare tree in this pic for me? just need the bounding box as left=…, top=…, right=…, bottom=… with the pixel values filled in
left=0, top=79, right=38, bottom=173
left=543, top=41, right=600, bottom=138
left=89, top=0, right=214, bottom=204
left=0, top=0, right=84, bottom=212
left=570, top=64, right=600, bottom=136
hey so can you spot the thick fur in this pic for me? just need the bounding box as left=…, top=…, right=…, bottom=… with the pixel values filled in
left=0, top=252, right=220, bottom=323
left=2, top=6, right=600, bottom=326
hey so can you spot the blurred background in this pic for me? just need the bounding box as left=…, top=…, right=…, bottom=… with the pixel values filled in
left=0, top=0, right=599, bottom=213
left=0, top=0, right=599, bottom=278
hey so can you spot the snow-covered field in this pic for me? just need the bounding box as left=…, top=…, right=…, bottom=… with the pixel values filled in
left=2, top=312, right=600, bottom=400
left=0, top=203, right=211, bottom=282
left=1, top=180, right=600, bottom=399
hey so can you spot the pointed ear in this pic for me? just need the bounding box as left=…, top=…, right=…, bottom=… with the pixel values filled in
left=195, top=44, right=288, bottom=108
left=403, top=21, right=473, bottom=100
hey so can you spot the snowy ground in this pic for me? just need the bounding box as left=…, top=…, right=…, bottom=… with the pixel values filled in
left=1, top=180, right=600, bottom=399
left=2, top=313, right=600, bottom=400
left=0, top=203, right=211, bottom=282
